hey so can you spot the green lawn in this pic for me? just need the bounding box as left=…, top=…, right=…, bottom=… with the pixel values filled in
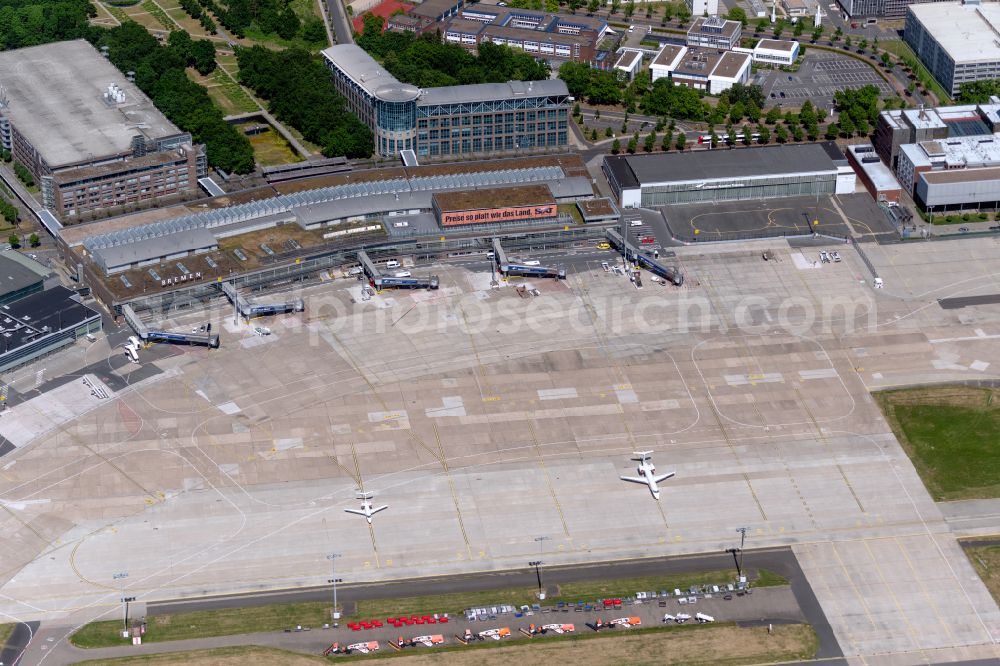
left=966, top=544, right=1000, bottom=606
left=0, top=624, right=14, bottom=648
left=876, top=387, right=1000, bottom=500
left=71, top=569, right=787, bottom=648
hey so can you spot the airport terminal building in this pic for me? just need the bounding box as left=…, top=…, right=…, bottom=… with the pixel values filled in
left=322, top=45, right=570, bottom=159
left=603, top=143, right=854, bottom=208
left=0, top=40, right=205, bottom=220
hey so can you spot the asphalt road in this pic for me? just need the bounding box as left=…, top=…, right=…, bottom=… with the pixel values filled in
left=147, top=547, right=843, bottom=660
left=324, top=0, right=353, bottom=45
left=1, top=621, right=38, bottom=666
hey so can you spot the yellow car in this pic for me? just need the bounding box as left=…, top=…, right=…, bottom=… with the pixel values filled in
left=596, top=242, right=611, bottom=250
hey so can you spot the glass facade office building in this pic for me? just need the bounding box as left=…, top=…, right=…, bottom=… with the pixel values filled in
left=323, top=45, right=569, bottom=159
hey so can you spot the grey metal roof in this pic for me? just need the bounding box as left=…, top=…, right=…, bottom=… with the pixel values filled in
left=294, top=191, right=434, bottom=226
left=321, top=45, right=420, bottom=102
left=419, top=79, right=568, bottom=106
left=0, top=252, right=47, bottom=298
left=619, top=143, right=838, bottom=185
left=0, top=40, right=182, bottom=169
left=95, top=228, right=217, bottom=272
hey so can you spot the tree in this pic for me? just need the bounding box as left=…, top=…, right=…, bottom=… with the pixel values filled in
left=799, top=99, right=816, bottom=127
left=765, top=106, right=782, bottom=124
left=742, top=123, right=752, bottom=145
left=676, top=3, right=691, bottom=24
left=793, top=20, right=804, bottom=37
left=726, top=6, right=747, bottom=26
left=190, top=39, right=216, bottom=75
left=881, top=52, right=891, bottom=68
left=844, top=36, right=852, bottom=49
left=811, top=25, right=824, bottom=42
left=644, top=130, right=656, bottom=152
left=833, top=26, right=842, bottom=42
left=958, top=79, right=1000, bottom=103
left=625, top=0, right=635, bottom=17
left=590, top=127, right=598, bottom=140
left=839, top=114, right=855, bottom=137
left=7, top=234, right=18, bottom=249
left=824, top=123, right=839, bottom=140
left=29, top=233, right=39, bottom=247
left=301, top=17, right=327, bottom=44
left=587, top=0, right=599, bottom=12
left=662, top=130, right=673, bottom=151
left=858, top=38, right=868, bottom=52
left=757, top=124, right=770, bottom=144
left=773, top=19, right=784, bottom=38
left=775, top=124, right=788, bottom=143
left=727, top=126, right=738, bottom=146
left=611, top=0, right=621, bottom=14
left=612, top=138, right=621, bottom=154
left=605, top=126, right=613, bottom=137
left=755, top=17, right=768, bottom=34
left=675, top=132, right=687, bottom=151
left=573, top=102, right=581, bottom=116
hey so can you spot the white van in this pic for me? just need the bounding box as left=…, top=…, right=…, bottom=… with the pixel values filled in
left=385, top=260, right=400, bottom=269
left=394, top=271, right=411, bottom=278
left=630, top=220, right=643, bottom=227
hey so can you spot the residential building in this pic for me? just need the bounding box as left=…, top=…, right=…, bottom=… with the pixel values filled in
left=686, top=17, right=741, bottom=50
left=904, top=1, right=1000, bottom=97
left=0, top=40, right=205, bottom=221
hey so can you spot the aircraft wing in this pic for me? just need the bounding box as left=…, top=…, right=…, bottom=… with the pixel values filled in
left=620, top=475, right=648, bottom=484
left=344, top=508, right=368, bottom=517
left=652, top=472, right=675, bottom=483
left=371, top=505, right=388, bottom=515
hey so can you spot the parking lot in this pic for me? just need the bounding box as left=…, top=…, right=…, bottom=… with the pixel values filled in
left=754, top=52, right=894, bottom=110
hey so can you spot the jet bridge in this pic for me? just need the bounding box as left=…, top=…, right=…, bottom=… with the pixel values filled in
left=222, top=281, right=304, bottom=319
left=605, top=228, right=683, bottom=286
left=491, top=238, right=565, bottom=279
left=358, top=250, right=438, bottom=290
left=122, top=304, right=220, bottom=348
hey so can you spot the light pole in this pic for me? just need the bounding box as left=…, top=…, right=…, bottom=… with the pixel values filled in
left=112, top=571, right=132, bottom=636
left=327, top=553, right=342, bottom=622
left=531, top=536, right=550, bottom=600
left=737, top=526, right=748, bottom=580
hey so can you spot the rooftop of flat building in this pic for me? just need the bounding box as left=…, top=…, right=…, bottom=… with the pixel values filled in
left=321, top=44, right=421, bottom=102
left=605, top=142, right=839, bottom=186
left=907, top=2, right=1000, bottom=63
left=921, top=164, right=1000, bottom=183
left=0, top=251, right=49, bottom=298
left=615, top=50, right=642, bottom=69
left=0, top=40, right=183, bottom=170
left=445, top=17, right=486, bottom=33
left=0, top=286, right=98, bottom=353
left=847, top=144, right=901, bottom=191
left=712, top=50, right=752, bottom=79
left=481, top=23, right=594, bottom=46
left=432, top=184, right=554, bottom=211
left=906, top=133, right=1000, bottom=168
left=650, top=43, right=686, bottom=68
left=409, top=0, right=462, bottom=18
left=419, top=77, right=568, bottom=105
left=755, top=39, right=798, bottom=52
left=688, top=16, right=740, bottom=38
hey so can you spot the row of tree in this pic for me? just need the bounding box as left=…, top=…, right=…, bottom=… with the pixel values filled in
left=0, top=0, right=94, bottom=51
left=88, top=22, right=255, bottom=173
left=357, top=15, right=549, bottom=88
left=237, top=46, right=373, bottom=158
left=194, top=0, right=325, bottom=43
left=179, top=0, right=218, bottom=35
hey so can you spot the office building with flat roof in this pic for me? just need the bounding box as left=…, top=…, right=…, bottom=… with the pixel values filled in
left=905, top=1, right=1000, bottom=97
left=875, top=102, right=1000, bottom=168
left=686, top=17, right=741, bottom=50
left=752, top=39, right=800, bottom=66
left=439, top=6, right=609, bottom=64
left=603, top=142, right=852, bottom=207
left=0, top=250, right=52, bottom=305
left=649, top=43, right=751, bottom=94
left=687, top=0, right=719, bottom=18
left=322, top=44, right=569, bottom=158
left=0, top=285, right=101, bottom=373
left=0, top=40, right=205, bottom=221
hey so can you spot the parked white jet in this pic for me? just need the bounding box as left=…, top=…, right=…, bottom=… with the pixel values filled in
left=620, top=451, right=674, bottom=500
left=344, top=491, right=388, bottom=524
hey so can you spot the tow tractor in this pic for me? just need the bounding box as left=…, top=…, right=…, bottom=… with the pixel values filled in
left=323, top=641, right=380, bottom=656
left=478, top=627, right=511, bottom=641
left=397, top=634, right=444, bottom=648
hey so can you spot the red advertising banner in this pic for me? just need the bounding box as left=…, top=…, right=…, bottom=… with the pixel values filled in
left=441, top=204, right=557, bottom=226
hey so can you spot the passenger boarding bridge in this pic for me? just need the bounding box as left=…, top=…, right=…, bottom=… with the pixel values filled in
left=605, top=228, right=683, bottom=286
left=358, top=250, right=438, bottom=290
left=492, top=238, right=565, bottom=279
left=122, top=304, right=220, bottom=348
left=221, top=281, right=304, bottom=319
